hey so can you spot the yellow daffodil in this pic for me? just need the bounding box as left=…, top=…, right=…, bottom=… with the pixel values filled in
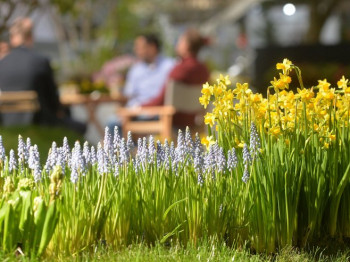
left=337, top=76, right=348, bottom=90
left=270, top=126, right=281, bottom=137
left=285, top=139, right=290, bottom=146
left=199, top=95, right=210, bottom=109
left=201, top=136, right=215, bottom=149
left=297, top=88, right=314, bottom=102
left=204, top=112, right=216, bottom=127
left=329, top=134, right=336, bottom=141
left=218, top=74, right=231, bottom=86
left=317, top=79, right=331, bottom=91
left=276, top=58, right=292, bottom=75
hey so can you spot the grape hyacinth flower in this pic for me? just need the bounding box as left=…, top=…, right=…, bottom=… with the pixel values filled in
left=242, top=165, right=250, bottom=183
left=45, top=142, right=57, bottom=173
left=204, top=144, right=216, bottom=180
left=119, top=138, right=129, bottom=165
left=215, top=144, right=226, bottom=173
left=163, top=139, right=171, bottom=170
left=72, top=141, right=87, bottom=177
left=227, top=148, right=238, bottom=172
left=243, top=143, right=252, bottom=165
left=113, top=126, right=121, bottom=153
left=90, top=146, right=97, bottom=166
left=250, top=122, right=261, bottom=157
left=148, top=136, right=156, bottom=165
left=114, top=162, right=119, bottom=177
left=194, top=133, right=203, bottom=154
left=135, top=138, right=143, bottom=171
left=185, top=126, right=194, bottom=157
left=9, top=149, right=17, bottom=172
left=127, top=131, right=134, bottom=153
left=156, top=140, right=164, bottom=167
left=97, top=142, right=108, bottom=175
left=26, top=137, right=31, bottom=153
left=62, top=137, right=71, bottom=165
left=56, top=147, right=66, bottom=174
left=136, top=137, right=149, bottom=169
left=133, top=158, right=139, bottom=173
left=194, top=147, right=203, bottom=174
left=70, top=164, right=79, bottom=184
left=28, top=145, right=38, bottom=169
left=170, top=141, right=175, bottom=160
left=28, top=145, right=41, bottom=182
left=174, top=130, right=186, bottom=172
left=83, top=141, right=91, bottom=166
left=0, top=135, right=5, bottom=163
left=18, top=135, right=28, bottom=169
left=104, top=127, right=114, bottom=159
left=175, top=130, right=185, bottom=162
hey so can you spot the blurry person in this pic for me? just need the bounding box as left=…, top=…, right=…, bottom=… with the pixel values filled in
left=0, top=40, right=9, bottom=60
left=142, top=28, right=210, bottom=129
left=123, top=33, right=175, bottom=107
left=108, top=33, right=175, bottom=132
left=0, top=18, right=86, bottom=134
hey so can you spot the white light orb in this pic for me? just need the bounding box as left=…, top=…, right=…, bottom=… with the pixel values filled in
left=283, top=3, right=296, bottom=16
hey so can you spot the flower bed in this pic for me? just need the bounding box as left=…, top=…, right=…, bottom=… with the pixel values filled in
left=0, top=59, right=349, bottom=257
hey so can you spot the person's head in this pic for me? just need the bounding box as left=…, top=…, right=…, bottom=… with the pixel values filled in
left=9, top=17, right=33, bottom=47
left=176, top=28, right=206, bottom=58
left=133, top=34, right=161, bottom=63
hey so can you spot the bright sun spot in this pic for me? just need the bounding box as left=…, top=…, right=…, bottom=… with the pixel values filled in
left=283, top=3, right=296, bottom=16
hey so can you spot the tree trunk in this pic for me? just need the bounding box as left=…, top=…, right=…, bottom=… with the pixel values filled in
left=305, top=0, right=343, bottom=44
left=305, top=5, right=323, bottom=44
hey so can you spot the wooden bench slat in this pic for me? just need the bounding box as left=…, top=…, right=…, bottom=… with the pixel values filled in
left=0, top=91, right=40, bottom=113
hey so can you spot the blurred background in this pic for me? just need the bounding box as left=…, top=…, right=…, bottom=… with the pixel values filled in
left=1, top=0, right=350, bottom=87
left=0, top=0, right=350, bottom=144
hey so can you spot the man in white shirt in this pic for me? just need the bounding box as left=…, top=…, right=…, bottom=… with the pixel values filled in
left=123, top=34, right=174, bottom=107
left=107, top=34, right=174, bottom=133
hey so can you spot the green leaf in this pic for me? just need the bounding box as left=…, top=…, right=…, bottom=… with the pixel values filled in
left=38, top=201, right=59, bottom=256
left=162, top=198, right=187, bottom=222
left=19, top=191, right=32, bottom=233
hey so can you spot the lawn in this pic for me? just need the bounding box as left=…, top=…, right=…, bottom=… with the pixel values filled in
left=0, top=125, right=86, bottom=161
left=0, top=243, right=349, bottom=262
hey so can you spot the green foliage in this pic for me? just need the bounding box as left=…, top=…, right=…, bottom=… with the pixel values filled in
left=1, top=60, right=350, bottom=258
left=0, top=185, right=60, bottom=257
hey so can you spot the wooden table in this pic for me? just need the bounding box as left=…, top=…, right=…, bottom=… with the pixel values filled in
left=60, top=92, right=126, bottom=136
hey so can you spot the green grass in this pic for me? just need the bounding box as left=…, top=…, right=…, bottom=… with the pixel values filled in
left=1, top=243, right=349, bottom=262
left=0, top=125, right=85, bottom=160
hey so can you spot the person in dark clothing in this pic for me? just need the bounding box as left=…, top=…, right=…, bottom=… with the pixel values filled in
left=0, top=18, right=86, bottom=134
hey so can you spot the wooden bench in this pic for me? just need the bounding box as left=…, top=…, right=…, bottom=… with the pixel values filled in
left=117, top=81, right=205, bottom=140
left=118, top=106, right=175, bottom=140
left=0, top=90, right=40, bottom=113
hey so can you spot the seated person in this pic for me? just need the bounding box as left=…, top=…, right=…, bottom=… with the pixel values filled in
left=142, top=28, right=210, bottom=129
left=0, top=18, right=86, bottom=134
left=123, top=33, right=175, bottom=107
left=108, top=33, right=175, bottom=131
